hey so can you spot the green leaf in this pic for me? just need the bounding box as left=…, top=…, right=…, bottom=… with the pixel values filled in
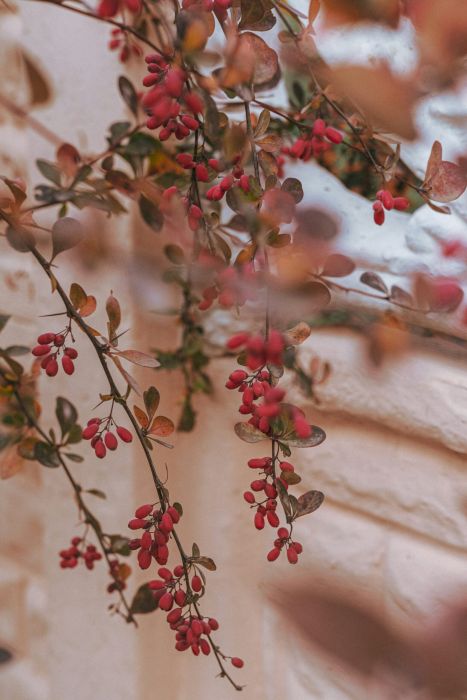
left=86, top=488, right=107, bottom=499
left=109, top=535, right=131, bottom=556
left=125, top=132, right=159, bottom=156
left=177, top=398, right=196, bottom=432
left=118, top=76, right=138, bottom=116
left=55, top=396, right=78, bottom=437
left=0, top=315, right=10, bottom=333
left=36, top=159, right=61, bottom=186
left=51, top=217, right=84, bottom=260
left=139, top=196, right=164, bottom=232
left=130, top=583, right=158, bottom=615
left=173, top=502, right=183, bottom=517
left=34, top=441, right=60, bottom=468
left=143, top=386, right=160, bottom=422
left=64, top=452, right=84, bottom=463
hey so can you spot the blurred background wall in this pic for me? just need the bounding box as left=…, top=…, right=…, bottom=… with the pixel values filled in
left=1, top=3, right=467, bottom=699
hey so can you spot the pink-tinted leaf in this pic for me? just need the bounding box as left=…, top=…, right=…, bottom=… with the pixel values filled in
left=116, top=350, right=160, bottom=368
left=322, top=254, right=355, bottom=277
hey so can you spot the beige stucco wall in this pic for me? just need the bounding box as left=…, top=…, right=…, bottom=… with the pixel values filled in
left=1, top=4, right=467, bottom=700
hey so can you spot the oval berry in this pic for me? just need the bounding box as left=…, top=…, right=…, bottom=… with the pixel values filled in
left=116, top=426, right=133, bottom=443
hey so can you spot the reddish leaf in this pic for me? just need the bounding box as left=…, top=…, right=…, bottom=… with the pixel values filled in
left=322, top=254, right=355, bottom=277
left=148, top=416, right=174, bottom=437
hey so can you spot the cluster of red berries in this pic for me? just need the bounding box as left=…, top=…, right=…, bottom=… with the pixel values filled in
left=97, top=0, right=141, bottom=18
left=142, top=56, right=204, bottom=137
left=372, top=189, right=410, bottom=225
left=204, top=157, right=254, bottom=202
left=267, top=527, right=303, bottom=565
left=59, top=536, right=102, bottom=569
left=147, top=565, right=244, bottom=667
left=182, top=0, right=232, bottom=22
left=227, top=330, right=285, bottom=370
left=82, top=417, right=133, bottom=459
left=243, top=458, right=305, bottom=563
left=284, top=119, right=343, bottom=162
left=32, top=331, right=78, bottom=377
left=226, top=331, right=312, bottom=437
left=128, top=503, right=181, bottom=568
left=108, top=28, right=142, bottom=63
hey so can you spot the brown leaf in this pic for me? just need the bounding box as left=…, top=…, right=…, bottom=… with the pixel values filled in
left=321, top=253, right=355, bottom=277
left=133, top=405, right=149, bottom=429
left=330, top=64, right=418, bottom=140
left=322, top=0, right=401, bottom=28
left=360, top=271, right=389, bottom=295
left=106, top=293, right=121, bottom=341
left=148, top=416, right=174, bottom=437
left=285, top=321, right=312, bottom=346
left=238, top=32, right=281, bottom=90
left=429, top=161, right=467, bottom=203
left=234, top=422, right=268, bottom=443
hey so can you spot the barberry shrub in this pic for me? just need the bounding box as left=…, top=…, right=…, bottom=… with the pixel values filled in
left=0, top=0, right=466, bottom=692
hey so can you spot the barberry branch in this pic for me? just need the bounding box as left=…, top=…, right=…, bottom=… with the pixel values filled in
left=0, top=365, right=137, bottom=625
left=0, top=209, right=242, bottom=690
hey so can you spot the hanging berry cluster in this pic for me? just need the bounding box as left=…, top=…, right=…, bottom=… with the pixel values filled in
left=128, top=502, right=181, bottom=569
left=59, top=536, right=103, bottom=569
left=373, top=189, right=410, bottom=225
left=32, top=329, right=78, bottom=377
left=226, top=330, right=325, bottom=564
left=142, top=56, right=203, bottom=137
left=82, top=415, right=133, bottom=459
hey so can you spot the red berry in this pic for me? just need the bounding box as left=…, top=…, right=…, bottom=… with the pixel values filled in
left=104, top=432, right=118, bottom=450
left=82, top=423, right=99, bottom=440
left=325, top=126, right=343, bottom=144
left=94, top=440, right=106, bottom=459
left=116, top=426, right=133, bottom=443
left=267, top=547, right=281, bottom=562
left=61, top=355, right=75, bottom=375
left=200, top=639, right=210, bottom=656
left=159, top=592, right=174, bottom=611
left=227, top=333, right=249, bottom=350
left=37, top=332, right=56, bottom=345
left=254, top=512, right=265, bottom=530
left=128, top=518, right=147, bottom=530
left=32, top=344, right=51, bottom=356
left=167, top=506, right=180, bottom=524
left=231, top=657, right=244, bottom=668
left=46, top=358, right=58, bottom=377
left=54, top=334, right=65, bottom=346
left=267, top=510, right=280, bottom=527
left=160, top=512, right=174, bottom=532
left=138, top=549, right=152, bottom=569
left=393, top=196, right=410, bottom=211
left=175, top=589, right=187, bottom=606
left=287, top=546, right=298, bottom=564
left=64, top=347, right=78, bottom=359
left=141, top=531, right=152, bottom=549
left=243, top=491, right=255, bottom=504
left=381, top=190, right=394, bottom=210
left=191, top=575, right=202, bottom=592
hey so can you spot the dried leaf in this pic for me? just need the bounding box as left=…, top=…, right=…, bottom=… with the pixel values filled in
left=148, top=416, right=174, bottom=437
left=106, top=293, right=121, bottom=341
left=285, top=322, right=312, bottom=345
left=116, top=350, right=160, bottom=368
